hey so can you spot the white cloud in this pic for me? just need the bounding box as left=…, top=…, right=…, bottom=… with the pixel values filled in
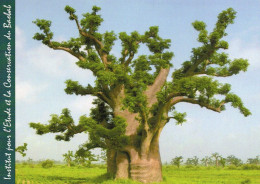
left=16, top=79, right=48, bottom=103
left=16, top=27, right=94, bottom=83
left=70, top=96, right=96, bottom=115
left=228, top=39, right=260, bottom=69
left=26, top=45, right=78, bottom=76
left=16, top=26, right=26, bottom=51
left=16, top=133, right=87, bottom=161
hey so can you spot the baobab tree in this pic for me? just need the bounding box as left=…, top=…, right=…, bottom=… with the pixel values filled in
left=211, top=152, right=221, bottom=167
left=30, top=6, right=250, bottom=183
left=63, top=150, right=74, bottom=167
left=201, top=156, right=211, bottom=167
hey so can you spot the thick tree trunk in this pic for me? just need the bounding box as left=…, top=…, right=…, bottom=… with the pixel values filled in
left=114, top=132, right=163, bottom=183
left=112, top=101, right=164, bottom=183
left=107, top=149, right=117, bottom=177
left=130, top=148, right=162, bottom=183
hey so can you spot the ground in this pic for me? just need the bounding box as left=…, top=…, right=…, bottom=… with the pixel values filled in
left=15, top=164, right=260, bottom=184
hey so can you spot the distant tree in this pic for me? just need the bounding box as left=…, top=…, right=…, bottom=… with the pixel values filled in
left=219, top=157, right=226, bottom=168
left=171, top=156, right=183, bottom=168
left=185, top=158, right=193, bottom=166
left=15, top=143, right=28, bottom=157
left=75, top=147, right=97, bottom=167
left=41, top=159, right=54, bottom=168
left=201, top=156, right=210, bottom=167
left=185, top=156, right=199, bottom=166
left=30, top=6, right=251, bottom=183
left=27, top=158, right=33, bottom=164
left=247, top=156, right=259, bottom=165
left=211, top=153, right=221, bottom=167
left=63, top=150, right=74, bottom=167
left=226, top=155, right=243, bottom=166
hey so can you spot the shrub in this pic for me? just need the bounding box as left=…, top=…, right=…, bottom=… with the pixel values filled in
left=41, top=160, right=54, bottom=168
left=241, top=179, right=251, bottom=184
left=227, top=165, right=237, bottom=170
left=185, top=165, right=194, bottom=169
left=242, top=164, right=260, bottom=170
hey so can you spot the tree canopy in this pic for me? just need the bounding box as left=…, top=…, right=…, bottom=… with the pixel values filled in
left=30, top=5, right=250, bottom=162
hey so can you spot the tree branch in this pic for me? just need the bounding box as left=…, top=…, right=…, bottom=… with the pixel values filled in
left=124, top=52, right=134, bottom=66
left=169, top=96, right=225, bottom=112
left=144, top=68, right=170, bottom=107
left=188, top=71, right=231, bottom=77
left=69, top=13, right=109, bottom=67
left=49, top=42, right=86, bottom=61
left=97, top=92, right=113, bottom=107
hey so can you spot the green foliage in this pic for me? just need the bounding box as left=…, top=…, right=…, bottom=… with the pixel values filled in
left=63, top=150, right=74, bottom=167
left=227, top=155, right=243, bottom=166
left=32, top=19, right=53, bottom=44
left=41, top=159, right=54, bottom=168
left=15, top=143, right=28, bottom=157
left=172, top=111, right=187, bottom=125
left=102, top=31, right=117, bottom=53
left=247, top=156, right=260, bottom=165
left=171, top=156, right=183, bottom=168
left=242, top=164, right=260, bottom=170
left=143, top=26, right=171, bottom=53
left=119, top=31, right=141, bottom=55
left=81, top=6, right=103, bottom=33
left=225, top=93, right=251, bottom=116
left=185, top=156, right=199, bottom=166
left=65, top=80, right=97, bottom=96
left=201, top=156, right=212, bottom=167
left=79, top=115, right=129, bottom=150
left=30, top=108, right=84, bottom=141
left=75, top=147, right=97, bottom=167
left=219, top=157, right=226, bottom=168
left=64, top=5, right=77, bottom=21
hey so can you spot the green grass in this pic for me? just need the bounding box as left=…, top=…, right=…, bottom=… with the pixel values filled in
left=15, top=164, right=260, bottom=184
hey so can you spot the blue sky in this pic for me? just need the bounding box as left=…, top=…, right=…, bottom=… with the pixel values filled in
left=16, top=0, right=260, bottom=162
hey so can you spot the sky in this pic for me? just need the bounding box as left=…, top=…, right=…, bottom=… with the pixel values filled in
left=15, top=0, right=260, bottom=162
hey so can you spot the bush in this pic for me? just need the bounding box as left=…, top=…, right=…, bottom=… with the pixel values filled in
left=185, top=165, right=194, bottom=169
left=227, top=165, right=238, bottom=170
left=241, top=179, right=251, bottom=184
left=70, top=162, right=76, bottom=167
left=41, top=160, right=54, bottom=168
left=242, top=164, right=260, bottom=170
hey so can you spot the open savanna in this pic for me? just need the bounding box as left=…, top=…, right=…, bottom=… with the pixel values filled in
left=15, top=164, right=260, bottom=184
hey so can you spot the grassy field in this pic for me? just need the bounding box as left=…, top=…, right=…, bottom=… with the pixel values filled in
left=15, top=164, right=260, bottom=184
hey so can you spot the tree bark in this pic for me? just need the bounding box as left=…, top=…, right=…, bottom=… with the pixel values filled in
left=114, top=131, right=163, bottom=183
left=107, top=149, right=117, bottom=177
left=112, top=96, right=164, bottom=183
